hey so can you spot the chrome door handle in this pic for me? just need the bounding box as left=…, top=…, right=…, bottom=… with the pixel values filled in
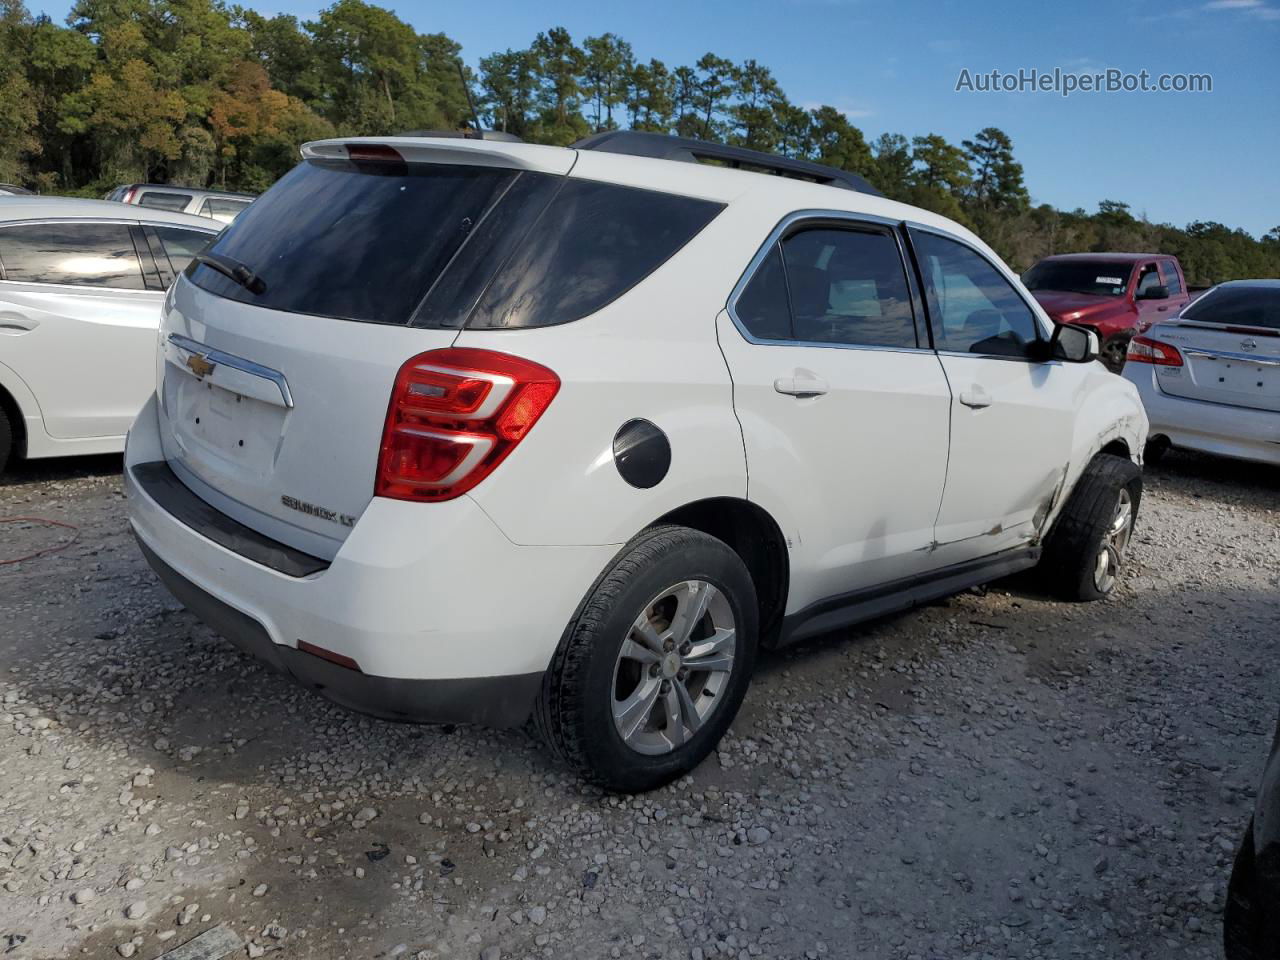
left=774, top=375, right=828, bottom=398
left=959, top=387, right=992, bottom=409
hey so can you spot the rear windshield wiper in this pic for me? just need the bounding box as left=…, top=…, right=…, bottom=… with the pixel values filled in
left=194, top=252, right=267, bottom=295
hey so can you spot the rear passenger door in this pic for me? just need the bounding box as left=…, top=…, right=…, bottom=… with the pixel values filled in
left=908, top=227, right=1079, bottom=562
left=0, top=220, right=169, bottom=439
left=717, top=216, right=953, bottom=611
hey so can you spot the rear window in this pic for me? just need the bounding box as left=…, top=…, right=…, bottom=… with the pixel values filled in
left=187, top=157, right=723, bottom=328
left=138, top=191, right=192, bottom=212
left=198, top=197, right=252, bottom=222
left=1181, top=286, right=1280, bottom=329
left=1023, top=260, right=1132, bottom=297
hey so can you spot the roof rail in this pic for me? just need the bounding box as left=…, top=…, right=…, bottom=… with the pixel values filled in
left=572, top=130, right=883, bottom=197
left=396, top=129, right=524, bottom=143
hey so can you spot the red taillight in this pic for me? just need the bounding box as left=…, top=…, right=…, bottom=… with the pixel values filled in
left=346, top=143, right=404, bottom=164
left=1127, top=335, right=1184, bottom=367
left=376, top=348, right=559, bottom=502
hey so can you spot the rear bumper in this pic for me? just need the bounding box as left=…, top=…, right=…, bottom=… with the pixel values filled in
left=125, top=395, right=615, bottom=727
left=135, top=536, right=542, bottom=726
left=1127, top=366, right=1280, bottom=466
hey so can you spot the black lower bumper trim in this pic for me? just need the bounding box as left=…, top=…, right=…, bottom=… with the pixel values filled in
left=129, top=460, right=329, bottom=577
left=136, top=536, right=542, bottom=728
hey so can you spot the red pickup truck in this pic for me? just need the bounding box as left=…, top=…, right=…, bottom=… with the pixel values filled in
left=1022, top=253, right=1191, bottom=370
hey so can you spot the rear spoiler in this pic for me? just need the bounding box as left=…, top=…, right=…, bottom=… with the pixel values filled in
left=300, top=137, right=575, bottom=176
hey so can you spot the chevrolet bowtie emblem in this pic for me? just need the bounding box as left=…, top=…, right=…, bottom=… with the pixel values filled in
left=185, top=353, right=216, bottom=378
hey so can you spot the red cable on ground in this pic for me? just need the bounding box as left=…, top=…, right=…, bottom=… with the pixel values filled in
left=0, top=516, right=80, bottom=565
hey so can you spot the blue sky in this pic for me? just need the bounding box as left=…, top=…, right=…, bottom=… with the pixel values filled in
left=44, top=0, right=1280, bottom=236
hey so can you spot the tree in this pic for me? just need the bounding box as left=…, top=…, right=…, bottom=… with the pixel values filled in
left=962, top=126, right=1028, bottom=213
left=625, top=58, right=673, bottom=132
left=691, top=52, right=733, bottom=141
left=809, top=106, right=871, bottom=175
left=531, top=26, right=585, bottom=143
left=728, top=59, right=781, bottom=151
left=479, top=48, right=538, bottom=136
left=581, top=33, right=632, bottom=132
left=870, top=132, right=912, bottom=198
left=307, top=0, right=422, bottom=133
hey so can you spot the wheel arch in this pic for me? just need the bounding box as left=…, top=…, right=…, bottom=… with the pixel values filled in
left=650, top=497, right=789, bottom=644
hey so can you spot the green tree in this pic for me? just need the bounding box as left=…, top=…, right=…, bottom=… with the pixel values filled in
left=625, top=58, right=673, bottom=132
left=728, top=59, right=781, bottom=151
left=809, top=106, right=871, bottom=175
left=962, top=126, right=1028, bottom=213
left=870, top=132, right=912, bottom=198
left=691, top=52, right=734, bottom=141
left=531, top=26, right=585, bottom=143
left=581, top=32, right=632, bottom=132
left=479, top=48, right=538, bottom=136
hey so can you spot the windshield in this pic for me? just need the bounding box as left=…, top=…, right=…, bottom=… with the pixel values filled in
left=1023, top=260, right=1131, bottom=297
left=1181, top=286, right=1280, bottom=329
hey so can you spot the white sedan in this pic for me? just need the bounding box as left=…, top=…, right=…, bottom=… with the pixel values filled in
left=0, top=197, right=220, bottom=475
left=1124, top=280, right=1280, bottom=466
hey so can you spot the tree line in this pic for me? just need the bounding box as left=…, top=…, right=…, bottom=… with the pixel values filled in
left=2, top=0, right=1276, bottom=285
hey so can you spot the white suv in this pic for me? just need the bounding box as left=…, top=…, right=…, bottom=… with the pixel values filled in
left=125, top=132, right=1147, bottom=792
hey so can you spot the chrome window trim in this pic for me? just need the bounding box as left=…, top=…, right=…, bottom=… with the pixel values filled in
left=903, top=219, right=1053, bottom=362
left=0, top=217, right=217, bottom=292
left=724, top=208, right=933, bottom=356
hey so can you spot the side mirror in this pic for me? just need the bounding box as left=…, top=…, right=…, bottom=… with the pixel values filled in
left=1050, top=323, right=1099, bottom=363
left=1136, top=284, right=1169, bottom=301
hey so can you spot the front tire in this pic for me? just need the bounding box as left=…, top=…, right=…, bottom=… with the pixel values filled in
left=534, top=525, right=758, bottom=793
left=1100, top=335, right=1130, bottom=373
left=1040, top=453, right=1142, bottom=601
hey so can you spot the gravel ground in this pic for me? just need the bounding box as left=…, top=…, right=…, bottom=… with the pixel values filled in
left=0, top=450, right=1276, bottom=960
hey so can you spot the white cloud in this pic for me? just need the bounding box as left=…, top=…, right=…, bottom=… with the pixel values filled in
left=1202, top=0, right=1280, bottom=18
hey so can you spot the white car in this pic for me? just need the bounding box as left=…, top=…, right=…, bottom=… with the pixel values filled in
left=104, top=184, right=257, bottom=224
left=0, top=197, right=220, bottom=475
left=1125, top=280, right=1280, bottom=466
left=125, top=132, right=1147, bottom=791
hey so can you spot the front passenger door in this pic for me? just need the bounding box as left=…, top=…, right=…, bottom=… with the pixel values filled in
left=909, top=227, right=1081, bottom=563
left=717, top=218, right=953, bottom=612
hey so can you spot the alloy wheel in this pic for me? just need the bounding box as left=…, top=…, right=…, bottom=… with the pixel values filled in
left=611, top=580, right=736, bottom=756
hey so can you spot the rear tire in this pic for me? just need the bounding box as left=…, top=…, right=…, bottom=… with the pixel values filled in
left=1100, top=335, right=1130, bottom=373
left=1224, top=819, right=1269, bottom=960
left=1039, top=453, right=1142, bottom=601
left=0, top=405, right=12, bottom=477
left=1144, top=436, right=1170, bottom=466
left=534, top=525, right=758, bottom=793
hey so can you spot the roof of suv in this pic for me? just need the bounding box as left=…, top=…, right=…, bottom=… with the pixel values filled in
left=305, top=136, right=991, bottom=257
left=0, top=196, right=221, bottom=229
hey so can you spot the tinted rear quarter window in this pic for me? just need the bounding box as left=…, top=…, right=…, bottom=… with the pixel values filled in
left=138, top=192, right=192, bottom=212
left=0, top=222, right=146, bottom=289
left=462, top=179, right=723, bottom=329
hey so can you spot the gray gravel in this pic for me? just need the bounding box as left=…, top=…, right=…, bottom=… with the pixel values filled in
left=0, top=450, right=1276, bottom=959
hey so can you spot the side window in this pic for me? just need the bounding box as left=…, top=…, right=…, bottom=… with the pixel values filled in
left=735, top=244, right=792, bottom=340
left=1136, top=264, right=1164, bottom=297
left=1159, top=261, right=1182, bottom=295
left=779, top=227, right=916, bottom=348
left=0, top=222, right=146, bottom=289
left=138, top=191, right=192, bottom=212
left=151, top=226, right=213, bottom=275
left=199, top=198, right=251, bottom=223
left=910, top=229, right=1041, bottom=358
